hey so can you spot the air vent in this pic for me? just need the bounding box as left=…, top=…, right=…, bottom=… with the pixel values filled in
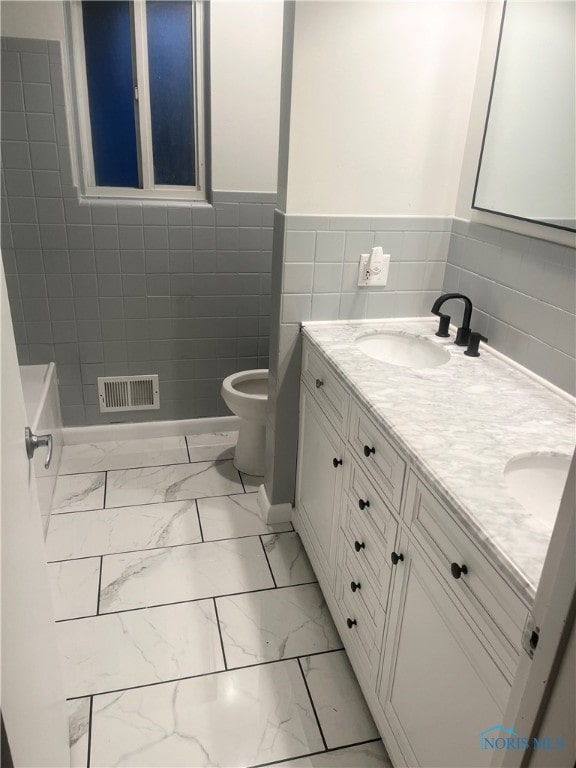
left=97, top=375, right=160, bottom=412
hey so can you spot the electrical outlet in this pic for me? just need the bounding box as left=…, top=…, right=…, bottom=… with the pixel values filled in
left=357, top=252, right=390, bottom=286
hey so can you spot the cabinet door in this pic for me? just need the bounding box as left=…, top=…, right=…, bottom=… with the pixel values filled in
left=378, top=536, right=510, bottom=768
left=295, top=385, right=344, bottom=587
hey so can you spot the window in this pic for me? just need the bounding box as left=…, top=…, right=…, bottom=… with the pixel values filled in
left=70, top=0, right=205, bottom=199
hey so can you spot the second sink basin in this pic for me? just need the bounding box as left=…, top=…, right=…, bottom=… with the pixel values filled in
left=356, top=332, right=450, bottom=369
left=504, top=453, right=571, bottom=529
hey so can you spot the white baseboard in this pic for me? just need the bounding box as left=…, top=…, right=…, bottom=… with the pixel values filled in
left=63, top=416, right=241, bottom=445
left=257, top=483, right=293, bottom=524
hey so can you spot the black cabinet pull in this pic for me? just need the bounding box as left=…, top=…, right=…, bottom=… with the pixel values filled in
left=450, top=562, right=468, bottom=579
left=346, top=618, right=357, bottom=629
left=315, top=378, right=324, bottom=389
left=332, top=457, right=343, bottom=468
left=354, top=540, right=365, bottom=552
left=391, top=551, right=404, bottom=566
left=363, top=445, right=375, bottom=457
left=358, top=498, right=370, bottom=510
left=350, top=581, right=361, bottom=592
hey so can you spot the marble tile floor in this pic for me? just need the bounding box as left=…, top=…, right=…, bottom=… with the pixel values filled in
left=46, top=432, right=392, bottom=768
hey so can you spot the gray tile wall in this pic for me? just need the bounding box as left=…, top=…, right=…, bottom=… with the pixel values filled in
left=1, top=37, right=273, bottom=426
left=265, top=212, right=451, bottom=505
left=443, top=220, right=576, bottom=396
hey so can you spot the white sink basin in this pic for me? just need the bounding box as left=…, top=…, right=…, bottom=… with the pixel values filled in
left=356, top=332, right=450, bottom=369
left=504, top=453, right=571, bottom=528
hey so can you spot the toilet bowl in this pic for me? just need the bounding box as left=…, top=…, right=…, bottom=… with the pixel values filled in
left=221, top=369, right=268, bottom=476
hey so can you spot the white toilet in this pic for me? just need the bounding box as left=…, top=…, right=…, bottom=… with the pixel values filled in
left=221, top=369, right=268, bottom=476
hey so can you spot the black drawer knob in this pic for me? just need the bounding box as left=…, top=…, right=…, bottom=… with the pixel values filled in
left=354, top=540, right=365, bottom=552
left=391, top=551, right=404, bottom=566
left=346, top=618, right=357, bottom=629
left=358, top=498, right=370, bottom=511
left=332, top=457, right=343, bottom=468
left=350, top=581, right=361, bottom=592
left=315, top=378, right=324, bottom=389
left=363, top=445, right=376, bottom=457
left=450, top=562, right=468, bottom=579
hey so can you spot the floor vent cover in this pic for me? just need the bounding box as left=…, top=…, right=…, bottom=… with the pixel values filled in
left=97, top=375, right=160, bottom=412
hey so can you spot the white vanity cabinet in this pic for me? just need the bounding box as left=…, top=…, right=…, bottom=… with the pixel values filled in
left=293, top=337, right=530, bottom=768
left=377, top=533, right=510, bottom=768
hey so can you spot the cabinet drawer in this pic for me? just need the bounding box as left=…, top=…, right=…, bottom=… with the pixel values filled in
left=348, top=459, right=398, bottom=544
left=343, top=499, right=391, bottom=596
left=348, top=402, right=405, bottom=512
left=302, top=342, right=349, bottom=432
left=405, top=471, right=528, bottom=665
left=342, top=541, right=381, bottom=622
left=339, top=568, right=381, bottom=662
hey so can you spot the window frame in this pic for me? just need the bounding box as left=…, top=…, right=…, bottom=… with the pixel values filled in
left=69, top=0, right=206, bottom=200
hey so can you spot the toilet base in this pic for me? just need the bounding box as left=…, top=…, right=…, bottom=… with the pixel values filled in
left=233, top=419, right=265, bottom=476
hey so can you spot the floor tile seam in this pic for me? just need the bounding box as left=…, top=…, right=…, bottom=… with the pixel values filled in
left=58, top=454, right=234, bottom=477
left=212, top=597, right=228, bottom=671
left=259, top=534, right=278, bottom=588
left=64, top=648, right=346, bottom=701
left=56, top=594, right=218, bottom=624
left=296, top=656, right=329, bottom=752
left=86, top=695, right=93, bottom=768
left=47, top=528, right=301, bottom=563
left=95, top=556, right=103, bottom=616
left=55, top=579, right=321, bottom=622
left=102, top=487, right=257, bottom=510
left=248, top=738, right=384, bottom=768
left=238, top=469, right=247, bottom=493
left=48, top=487, right=259, bottom=519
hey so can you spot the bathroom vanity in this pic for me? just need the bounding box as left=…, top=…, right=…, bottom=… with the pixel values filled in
left=293, top=318, right=574, bottom=768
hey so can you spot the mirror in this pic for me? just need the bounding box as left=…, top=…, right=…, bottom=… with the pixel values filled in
left=473, top=1, right=575, bottom=232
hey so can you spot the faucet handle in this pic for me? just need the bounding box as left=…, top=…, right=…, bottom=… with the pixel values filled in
left=434, top=313, right=450, bottom=338
left=464, top=332, right=488, bottom=357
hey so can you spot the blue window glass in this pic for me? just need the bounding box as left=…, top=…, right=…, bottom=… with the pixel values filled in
left=146, top=1, right=195, bottom=186
left=82, top=1, right=139, bottom=187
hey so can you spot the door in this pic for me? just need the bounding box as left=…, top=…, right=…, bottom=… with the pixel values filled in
left=295, top=386, right=344, bottom=587
left=0, top=261, right=70, bottom=766
left=378, top=535, right=510, bottom=768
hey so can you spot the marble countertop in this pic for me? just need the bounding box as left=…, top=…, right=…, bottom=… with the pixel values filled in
left=301, top=318, right=575, bottom=604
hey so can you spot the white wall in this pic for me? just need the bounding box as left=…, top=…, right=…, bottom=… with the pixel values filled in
left=0, top=0, right=65, bottom=40
left=283, top=0, right=487, bottom=216
left=0, top=0, right=282, bottom=194
left=210, top=0, right=283, bottom=192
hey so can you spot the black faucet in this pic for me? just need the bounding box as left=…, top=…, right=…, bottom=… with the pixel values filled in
left=430, top=293, right=473, bottom=346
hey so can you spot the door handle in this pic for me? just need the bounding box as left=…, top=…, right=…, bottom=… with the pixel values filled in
left=25, top=427, right=53, bottom=469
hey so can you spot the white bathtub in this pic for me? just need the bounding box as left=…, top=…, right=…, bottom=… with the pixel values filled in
left=20, top=363, right=63, bottom=538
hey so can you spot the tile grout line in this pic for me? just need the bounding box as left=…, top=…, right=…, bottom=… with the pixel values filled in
left=102, top=487, right=249, bottom=512
left=86, top=695, right=93, bottom=768
left=55, top=580, right=321, bottom=623
left=248, top=738, right=384, bottom=768
left=102, top=470, right=108, bottom=509
left=58, top=451, right=234, bottom=477
left=238, top=469, right=247, bottom=493
left=51, top=486, right=258, bottom=517
left=47, top=527, right=296, bottom=564
left=194, top=498, right=205, bottom=543
left=212, top=597, right=228, bottom=671
left=296, top=656, right=329, bottom=752
left=64, top=648, right=345, bottom=702
left=95, top=556, right=103, bottom=616
left=259, top=534, right=277, bottom=588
